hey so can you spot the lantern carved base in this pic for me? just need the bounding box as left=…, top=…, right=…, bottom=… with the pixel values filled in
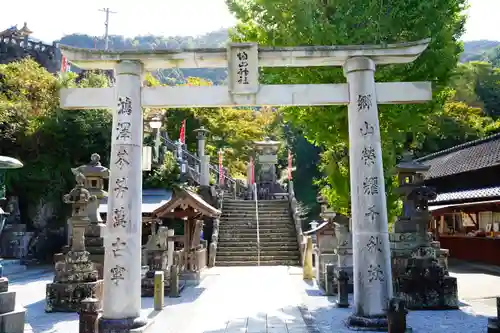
left=45, top=250, right=103, bottom=313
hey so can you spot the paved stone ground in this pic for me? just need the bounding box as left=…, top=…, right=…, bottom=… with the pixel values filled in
left=146, top=266, right=309, bottom=333
left=7, top=261, right=500, bottom=333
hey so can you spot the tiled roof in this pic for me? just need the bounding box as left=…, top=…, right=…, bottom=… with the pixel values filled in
left=430, top=186, right=500, bottom=204
left=98, top=189, right=172, bottom=214
left=416, top=133, right=500, bottom=179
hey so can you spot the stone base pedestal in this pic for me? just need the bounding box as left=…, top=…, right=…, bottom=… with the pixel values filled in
left=0, top=224, right=31, bottom=259
left=141, top=269, right=169, bottom=297
left=0, top=260, right=26, bottom=276
left=346, top=314, right=388, bottom=331
left=324, top=264, right=354, bottom=295
left=0, top=277, right=25, bottom=333
left=182, top=270, right=201, bottom=286
left=84, top=224, right=105, bottom=279
left=141, top=275, right=186, bottom=297
left=98, top=316, right=148, bottom=333
left=45, top=280, right=103, bottom=312
left=394, top=256, right=458, bottom=310
left=45, top=250, right=103, bottom=312
left=488, top=318, right=500, bottom=333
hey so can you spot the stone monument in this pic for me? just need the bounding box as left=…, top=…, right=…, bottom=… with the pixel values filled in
left=390, top=156, right=458, bottom=309
left=0, top=157, right=29, bottom=263
left=0, top=156, right=25, bottom=333
left=311, top=196, right=353, bottom=295
left=76, top=153, right=109, bottom=278
left=193, top=126, right=210, bottom=188
left=141, top=226, right=176, bottom=296
left=45, top=169, right=103, bottom=312
left=254, top=137, right=285, bottom=198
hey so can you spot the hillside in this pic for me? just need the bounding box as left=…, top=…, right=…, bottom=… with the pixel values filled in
left=59, top=29, right=230, bottom=84
left=461, top=40, right=500, bottom=64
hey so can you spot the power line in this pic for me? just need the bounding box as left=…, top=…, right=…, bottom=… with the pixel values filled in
left=99, top=8, right=117, bottom=50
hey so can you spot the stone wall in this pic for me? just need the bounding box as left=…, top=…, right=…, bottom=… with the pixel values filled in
left=0, top=36, right=60, bottom=73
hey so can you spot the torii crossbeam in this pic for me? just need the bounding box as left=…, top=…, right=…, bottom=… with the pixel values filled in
left=59, top=38, right=432, bottom=332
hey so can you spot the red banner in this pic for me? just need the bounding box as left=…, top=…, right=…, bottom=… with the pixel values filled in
left=60, top=56, right=69, bottom=73
left=179, top=119, right=186, bottom=144
left=218, top=149, right=224, bottom=185
left=288, top=149, right=293, bottom=180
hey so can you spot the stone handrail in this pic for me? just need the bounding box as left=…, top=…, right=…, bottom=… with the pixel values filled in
left=0, top=36, right=57, bottom=54
left=163, top=136, right=239, bottom=189
left=288, top=181, right=305, bottom=266
left=208, top=190, right=223, bottom=267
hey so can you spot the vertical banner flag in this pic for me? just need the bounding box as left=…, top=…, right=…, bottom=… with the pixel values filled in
left=288, top=149, right=293, bottom=181
left=60, top=55, right=70, bottom=73
left=179, top=119, right=186, bottom=144
left=218, top=149, right=224, bottom=185
left=250, top=156, right=255, bottom=184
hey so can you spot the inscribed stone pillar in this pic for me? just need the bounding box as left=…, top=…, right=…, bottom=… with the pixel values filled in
left=194, top=127, right=210, bottom=187
left=344, top=57, right=393, bottom=329
left=98, top=60, right=146, bottom=332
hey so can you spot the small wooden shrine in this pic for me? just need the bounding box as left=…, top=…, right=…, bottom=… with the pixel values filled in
left=152, top=188, right=220, bottom=284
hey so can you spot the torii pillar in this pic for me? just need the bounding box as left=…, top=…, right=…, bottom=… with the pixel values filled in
left=59, top=39, right=432, bottom=331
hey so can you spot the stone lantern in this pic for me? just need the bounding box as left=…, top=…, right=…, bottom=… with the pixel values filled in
left=254, top=137, right=280, bottom=183
left=73, top=153, right=110, bottom=278
left=45, top=169, right=103, bottom=313
left=75, top=153, right=110, bottom=223
left=389, top=154, right=458, bottom=310
left=0, top=158, right=25, bottom=333
left=0, top=156, right=24, bottom=266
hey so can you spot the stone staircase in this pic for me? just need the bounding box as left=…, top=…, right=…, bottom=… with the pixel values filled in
left=217, top=199, right=300, bottom=266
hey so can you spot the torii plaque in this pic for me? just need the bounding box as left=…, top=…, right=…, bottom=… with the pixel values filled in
left=59, top=39, right=432, bottom=331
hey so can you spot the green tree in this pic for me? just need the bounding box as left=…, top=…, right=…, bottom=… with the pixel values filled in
left=0, top=59, right=113, bottom=227
left=226, top=0, right=467, bottom=221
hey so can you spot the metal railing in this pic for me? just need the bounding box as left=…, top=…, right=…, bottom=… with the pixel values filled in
left=163, top=136, right=238, bottom=188
left=253, top=183, right=260, bottom=266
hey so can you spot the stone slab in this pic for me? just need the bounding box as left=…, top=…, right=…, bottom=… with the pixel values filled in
left=0, top=291, right=16, bottom=314
left=0, top=308, right=25, bottom=333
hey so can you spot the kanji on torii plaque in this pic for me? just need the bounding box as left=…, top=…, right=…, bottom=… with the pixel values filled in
left=59, top=38, right=432, bottom=332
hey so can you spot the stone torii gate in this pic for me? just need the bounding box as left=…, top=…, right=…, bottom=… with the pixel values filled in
left=59, top=39, right=431, bottom=331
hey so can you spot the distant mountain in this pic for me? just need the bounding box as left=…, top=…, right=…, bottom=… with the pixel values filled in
left=58, top=29, right=230, bottom=85
left=461, top=40, right=500, bottom=63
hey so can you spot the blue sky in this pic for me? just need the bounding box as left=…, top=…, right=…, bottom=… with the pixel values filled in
left=3, top=0, right=498, bottom=43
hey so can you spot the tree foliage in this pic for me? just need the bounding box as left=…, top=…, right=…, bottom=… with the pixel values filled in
left=226, top=0, right=468, bottom=220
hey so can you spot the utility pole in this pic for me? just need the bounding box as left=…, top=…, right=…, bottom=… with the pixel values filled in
left=99, top=8, right=117, bottom=50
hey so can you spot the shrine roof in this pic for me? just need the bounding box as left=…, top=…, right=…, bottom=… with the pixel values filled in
left=429, top=185, right=500, bottom=205
left=98, top=189, right=172, bottom=214
left=415, top=133, right=500, bottom=179
left=153, top=188, right=221, bottom=218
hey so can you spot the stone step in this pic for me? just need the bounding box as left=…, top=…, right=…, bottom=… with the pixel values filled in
left=216, top=253, right=299, bottom=261
left=219, top=226, right=295, bottom=232
left=215, top=260, right=300, bottom=266
left=219, top=233, right=297, bottom=240
left=224, top=199, right=288, bottom=204
left=217, top=241, right=299, bottom=248
left=222, top=213, right=290, bottom=218
left=224, top=205, right=289, bottom=209
left=221, top=215, right=291, bottom=219
left=217, top=249, right=299, bottom=256
left=223, top=205, right=289, bottom=210
left=219, top=232, right=296, bottom=239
